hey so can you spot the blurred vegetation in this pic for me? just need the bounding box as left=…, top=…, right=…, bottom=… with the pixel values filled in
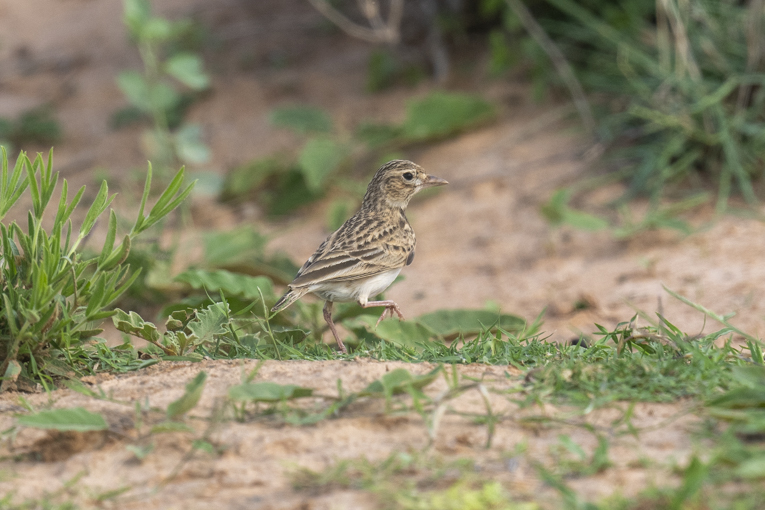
left=221, top=92, right=494, bottom=220
left=0, top=107, right=61, bottom=152
left=480, top=0, right=765, bottom=213
left=115, top=0, right=211, bottom=178
left=313, top=0, right=765, bottom=218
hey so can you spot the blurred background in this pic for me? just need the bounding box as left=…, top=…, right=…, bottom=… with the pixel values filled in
left=2, top=0, right=765, bottom=341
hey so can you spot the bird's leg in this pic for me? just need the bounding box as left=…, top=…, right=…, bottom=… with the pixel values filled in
left=362, top=300, right=405, bottom=328
left=323, top=301, right=347, bottom=354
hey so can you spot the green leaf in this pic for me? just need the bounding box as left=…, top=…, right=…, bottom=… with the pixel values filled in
left=541, top=189, right=607, bottom=230
left=80, top=181, right=114, bottom=240
left=361, top=366, right=441, bottom=397
left=141, top=17, right=173, bottom=42
left=175, top=269, right=275, bottom=301
left=670, top=456, right=708, bottom=509
left=117, top=71, right=152, bottom=112
left=132, top=166, right=195, bottom=235
left=112, top=308, right=161, bottom=342
left=98, top=210, right=118, bottom=268
left=228, top=381, right=313, bottom=402
left=561, top=208, right=609, bottom=231
left=402, top=92, right=494, bottom=142
left=348, top=315, right=435, bottom=347
left=164, top=53, right=209, bottom=90
left=736, top=456, right=765, bottom=479
left=270, top=105, right=332, bottom=134
left=174, top=124, right=210, bottom=164
left=167, top=371, right=207, bottom=419
left=123, top=0, right=151, bottom=36
left=17, top=407, right=108, bottom=431
left=298, top=137, right=346, bottom=192
left=417, top=309, right=527, bottom=338
left=100, top=234, right=131, bottom=272
left=186, top=302, right=230, bottom=345
left=150, top=421, right=195, bottom=434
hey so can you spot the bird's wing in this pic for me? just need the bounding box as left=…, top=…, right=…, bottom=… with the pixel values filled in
left=290, top=234, right=411, bottom=288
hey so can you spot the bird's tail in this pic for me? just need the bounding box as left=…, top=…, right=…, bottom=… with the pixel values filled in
left=271, top=287, right=308, bottom=314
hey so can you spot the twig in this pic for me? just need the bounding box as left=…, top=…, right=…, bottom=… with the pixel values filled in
left=504, top=0, right=596, bottom=136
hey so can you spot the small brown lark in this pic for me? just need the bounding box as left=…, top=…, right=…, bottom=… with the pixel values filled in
left=271, top=160, right=448, bottom=353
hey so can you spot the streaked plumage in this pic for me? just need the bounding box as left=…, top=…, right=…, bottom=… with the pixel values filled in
left=271, top=160, right=448, bottom=353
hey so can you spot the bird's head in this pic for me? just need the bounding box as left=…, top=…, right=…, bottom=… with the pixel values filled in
left=363, top=160, right=448, bottom=210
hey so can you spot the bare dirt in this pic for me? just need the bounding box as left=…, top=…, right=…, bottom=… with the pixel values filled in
left=0, top=0, right=762, bottom=508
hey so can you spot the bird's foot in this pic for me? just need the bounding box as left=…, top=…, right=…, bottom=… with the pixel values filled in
left=367, top=301, right=405, bottom=329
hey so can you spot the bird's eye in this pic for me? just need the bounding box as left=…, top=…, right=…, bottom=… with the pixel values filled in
left=402, top=172, right=414, bottom=181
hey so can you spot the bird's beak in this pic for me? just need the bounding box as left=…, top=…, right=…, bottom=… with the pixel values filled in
left=422, top=174, right=449, bottom=188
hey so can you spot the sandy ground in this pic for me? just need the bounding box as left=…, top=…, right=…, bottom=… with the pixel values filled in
left=0, top=0, right=762, bottom=507
left=0, top=360, right=699, bottom=509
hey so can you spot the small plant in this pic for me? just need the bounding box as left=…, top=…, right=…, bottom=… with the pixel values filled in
left=117, top=0, right=211, bottom=177
left=0, top=148, right=193, bottom=389
left=0, top=106, right=62, bottom=151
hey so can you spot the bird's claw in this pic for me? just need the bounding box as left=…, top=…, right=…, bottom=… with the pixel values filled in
left=374, top=305, right=405, bottom=329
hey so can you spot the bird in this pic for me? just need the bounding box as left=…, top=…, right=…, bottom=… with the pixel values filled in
left=270, top=160, right=448, bottom=353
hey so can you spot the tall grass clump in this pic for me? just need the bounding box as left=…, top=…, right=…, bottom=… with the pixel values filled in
left=497, top=0, right=765, bottom=211
left=0, top=149, right=193, bottom=389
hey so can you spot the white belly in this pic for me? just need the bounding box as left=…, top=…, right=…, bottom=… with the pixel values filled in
left=311, top=268, right=402, bottom=304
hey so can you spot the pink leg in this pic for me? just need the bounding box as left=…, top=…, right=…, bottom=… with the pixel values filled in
left=323, top=301, right=347, bottom=354
left=361, top=300, right=405, bottom=328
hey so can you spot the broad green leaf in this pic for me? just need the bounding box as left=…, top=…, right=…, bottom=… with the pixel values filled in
left=175, top=269, right=274, bottom=301
left=186, top=302, right=230, bottom=344
left=270, top=105, right=332, bottom=134
left=417, top=309, right=526, bottom=338
left=165, top=53, right=209, bottom=90
left=141, top=17, right=173, bottom=42
left=228, top=381, right=313, bottom=402
left=112, top=308, right=161, bottom=342
left=149, top=82, right=180, bottom=113
left=167, top=371, right=207, bottom=419
left=402, top=92, right=494, bottom=142
left=117, top=71, right=151, bottom=112
left=17, top=407, right=108, bottom=431
left=298, top=137, right=345, bottom=192
left=361, top=366, right=441, bottom=397
left=350, top=315, right=435, bottom=347
left=123, top=0, right=151, bottom=36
